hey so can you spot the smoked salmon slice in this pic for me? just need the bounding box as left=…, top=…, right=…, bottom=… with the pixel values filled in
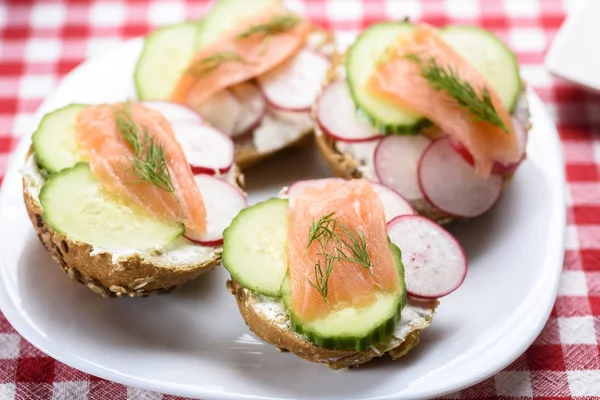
left=367, top=24, right=520, bottom=177
left=76, top=103, right=207, bottom=232
left=287, top=179, right=399, bottom=322
left=170, top=6, right=310, bottom=107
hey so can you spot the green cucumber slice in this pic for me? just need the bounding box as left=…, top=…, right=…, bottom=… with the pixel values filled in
left=282, top=241, right=407, bottom=351
left=39, top=163, right=184, bottom=250
left=32, top=104, right=87, bottom=173
left=195, top=0, right=283, bottom=49
left=439, top=25, right=522, bottom=112
left=222, top=198, right=289, bottom=297
left=134, top=22, right=202, bottom=100
left=346, top=22, right=429, bottom=135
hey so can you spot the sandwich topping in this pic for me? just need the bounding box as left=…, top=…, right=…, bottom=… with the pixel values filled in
left=76, top=102, right=207, bottom=232
left=316, top=21, right=528, bottom=219
left=30, top=99, right=246, bottom=254
left=170, top=6, right=310, bottom=106
left=287, top=179, right=399, bottom=321
left=366, top=24, right=520, bottom=177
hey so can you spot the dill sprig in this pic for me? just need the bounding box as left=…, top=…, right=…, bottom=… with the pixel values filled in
left=306, top=212, right=372, bottom=302
left=236, top=15, right=301, bottom=39
left=186, top=51, right=246, bottom=77
left=405, top=54, right=509, bottom=133
left=114, top=103, right=177, bottom=199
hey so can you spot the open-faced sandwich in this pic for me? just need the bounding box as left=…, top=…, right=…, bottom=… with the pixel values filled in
left=22, top=101, right=247, bottom=297
left=223, top=178, right=466, bottom=369
left=134, top=0, right=334, bottom=168
left=314, top=22, right=530, bottom=223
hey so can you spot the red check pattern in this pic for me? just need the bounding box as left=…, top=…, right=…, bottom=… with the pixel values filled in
left=0, top=0, right=599, bottom=398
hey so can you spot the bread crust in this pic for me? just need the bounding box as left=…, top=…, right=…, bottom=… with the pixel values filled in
left=227, top=278, right=438, bottom=370
left=22, top=149, right=245, bottom=298
left=233, top=26, right=336, bottom=169
left=312, top=52, right=529, bottom=224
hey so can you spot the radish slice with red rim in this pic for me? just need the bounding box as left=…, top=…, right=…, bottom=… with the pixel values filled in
left=449, top=117, right=528, bottom=176
left=372, top=182, right=415, bottom=221
left=190, top=89, right=242, bottom=137
left=317, top=80, right=381, bottom=143
left=184, top=174, right=248, bottom=246
left=257, top=48, right=330, bottom=112
left=143, top=101, right=235, bottom=175
left=374, top=134, right=432, bottom=201
left=387, top=214, right=467, bottom=298
left=230, top=81, right=266, bottom=138
left=418, top=137, right=503, bottom=218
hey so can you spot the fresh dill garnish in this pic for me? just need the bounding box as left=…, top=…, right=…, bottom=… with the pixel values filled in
left=405, top=54, right=509, bottom=133
left=306, top=212, right=372, bottom=302
left=186, top=51, right=246, bottom=77
left=114, top=102, right=177, bottom=199
left=236, top=15, right=301, bottom=39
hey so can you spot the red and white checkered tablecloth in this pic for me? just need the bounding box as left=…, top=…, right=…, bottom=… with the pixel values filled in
left=0, top=0, right=599, bottom=398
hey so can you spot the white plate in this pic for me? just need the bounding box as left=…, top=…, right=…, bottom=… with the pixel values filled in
left=0, top=36, right=565, bottom=400
left=545, top=0, right=600, bottom=92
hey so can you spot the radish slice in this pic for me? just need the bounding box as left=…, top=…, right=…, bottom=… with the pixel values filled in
left=387, top=214, right=467, bottom=298
left=192, top=89, right=242, bottom=137
left=143, top=101, right=235, bottom=175
left=374, top=135, right=431, bottom=200
left=372, top=183, right=415, bottom=221
left=285, top=178, right=344, bottom=204
left=317, top=80, right=381, bottom=143
left=184, top=174, right=248, bottom=246
left=257, top=49, right=330, bottom=111
left=230, top=81, right=266, bottom=137
left=418, top=138, right=503, bottom=218
left=449, top=117, right=528, bottom=176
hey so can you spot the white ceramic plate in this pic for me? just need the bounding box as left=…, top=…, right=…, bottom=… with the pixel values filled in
left=545, top=0, right=600, bottom=92
left=0, top=35, right=565, bottom=400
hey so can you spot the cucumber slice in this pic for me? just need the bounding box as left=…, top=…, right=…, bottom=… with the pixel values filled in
left=39, top=163, right=184, bottom=250
left=282, top=241, right=407, bottom=351
left=222, top=198, right=289, bottom=297
left=134, top=22, right=202, bottom=100
left=439, top=25, right=522, bottom=112
left=346, top=22, right=429, bottom=135
left=195, top=0, right=283, bottom=49
left=32, top=104, right=87, bottom=173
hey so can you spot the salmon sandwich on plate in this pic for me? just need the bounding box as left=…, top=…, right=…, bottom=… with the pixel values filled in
left=22, top=101, right=247, bottom=297
left=134, top=0, right=334, bottom=168
left=222, top=178, right=467, bottom=369
left=314, top=22, right=530, bottom=223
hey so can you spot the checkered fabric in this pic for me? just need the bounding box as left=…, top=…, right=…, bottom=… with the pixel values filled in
left=0, top=0, right=599, bottom=398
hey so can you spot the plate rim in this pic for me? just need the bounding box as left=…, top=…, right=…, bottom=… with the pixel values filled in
left=0, top=36, right=566, bottom=400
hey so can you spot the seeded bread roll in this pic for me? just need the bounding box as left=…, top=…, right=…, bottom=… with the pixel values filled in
left=22, top=148, right=245, bottom=298
left=227, top=278, right=438, bottom=370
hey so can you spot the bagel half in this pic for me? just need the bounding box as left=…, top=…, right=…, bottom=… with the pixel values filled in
left=22, top=148, right=245, bottom=298
left=227, top=278, right=438, bottom=369
left=312, top=51, right=532, bottom=224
